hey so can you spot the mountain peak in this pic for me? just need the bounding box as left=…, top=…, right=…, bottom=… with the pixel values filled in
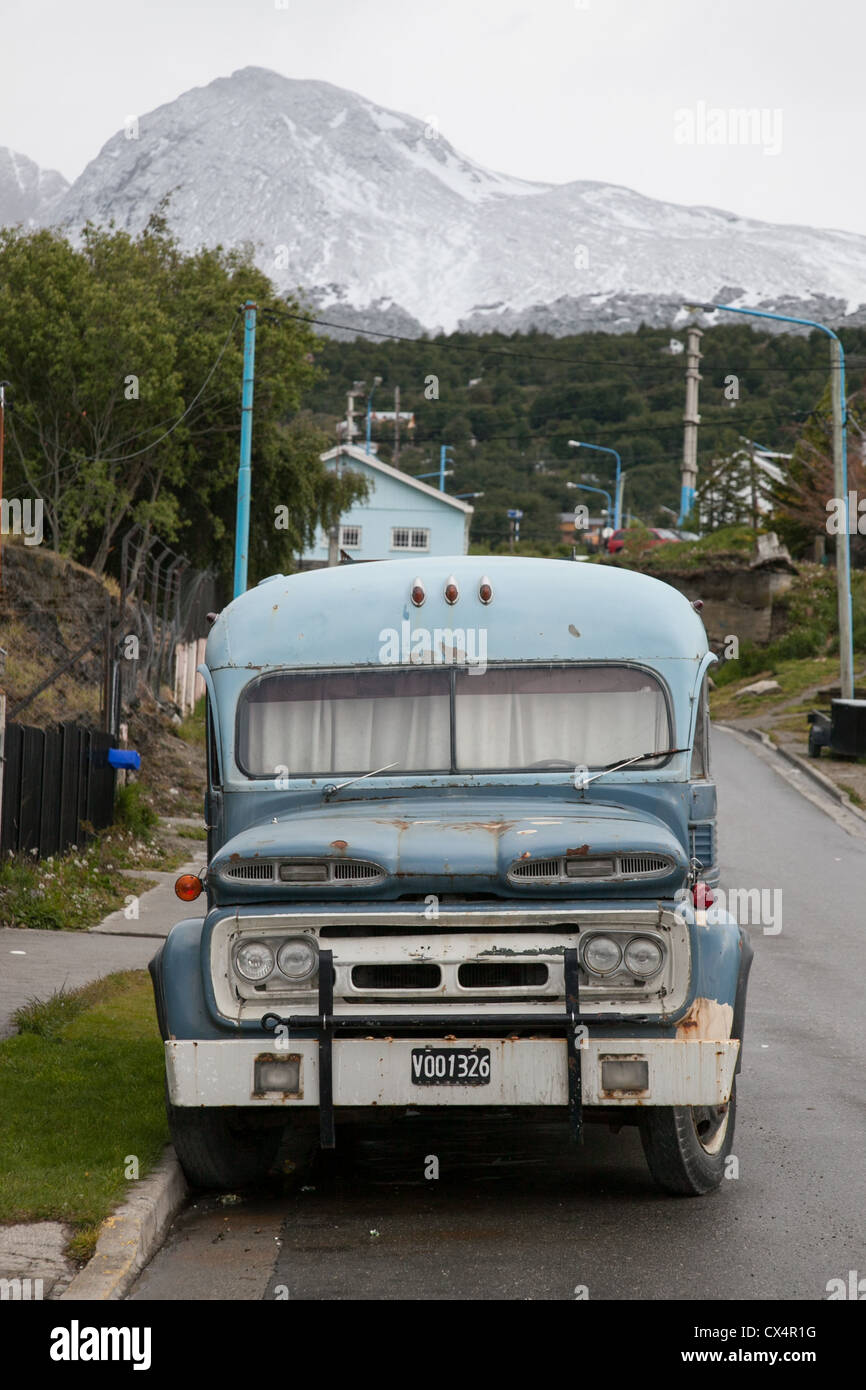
left=27, top=71, right=866, bottom=334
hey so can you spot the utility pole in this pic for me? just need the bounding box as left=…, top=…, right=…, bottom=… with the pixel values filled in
left=232, top=301, right=258, bottom=599
left=327, top=448, right=343, bottom=567
left=0, top=381, right=7, bottom=594
left=394, top=385, right=401, bottom=466
left=346, top=380, right=365, bottom=445
left=832, top=336, right=854, bottom=698
left=679, top=325, right=702, bottom=525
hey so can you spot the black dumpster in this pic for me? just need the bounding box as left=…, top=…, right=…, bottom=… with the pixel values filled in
left=808, top=699, right=866, bottom=758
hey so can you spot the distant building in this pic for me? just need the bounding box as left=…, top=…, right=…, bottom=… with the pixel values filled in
left=699, top=440, right=790, bottom=529
left=300, top=444, right=474, bottom=567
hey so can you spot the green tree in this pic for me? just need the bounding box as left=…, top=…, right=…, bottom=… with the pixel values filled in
left=0, top=218, right=367, bottom=585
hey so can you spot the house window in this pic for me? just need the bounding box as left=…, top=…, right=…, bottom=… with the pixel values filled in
left=391, top=527, right=430, bottom=552
left=340, top=525, right=362, bottom=550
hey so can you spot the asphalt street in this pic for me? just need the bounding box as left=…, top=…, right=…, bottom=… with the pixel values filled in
left=129, top=729, right=866, bottom=1301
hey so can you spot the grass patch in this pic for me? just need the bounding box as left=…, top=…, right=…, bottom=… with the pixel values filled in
left=710, top=657, right=836, bottom=721
left=613, top=524, right=758, bottom=574
left=0, top=971, right=168, bottom=1234
left=114, top=781, right=158, bottom=838
left=0, top=847, right=155, bottom=931
left=838, top=782, right=865, bottom=809
left=177, top=696, right=206, bottom=748
left=177, top=825, right=207, bottom=841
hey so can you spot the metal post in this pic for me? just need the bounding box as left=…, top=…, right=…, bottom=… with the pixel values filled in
left=327, top=449, right=343, bottom=567
left=568, top=440, right=622, bottom=528
left=679, top=326, right=703, bottom=525
left=394, top=385, right=400, bottom=466
left=365, top=376, right=381, bottom=456
left=0, top=382, right=7, bottom=595
left=832, top=337, right=854, bottom=699
left=233, top=301, right=257, bottom=599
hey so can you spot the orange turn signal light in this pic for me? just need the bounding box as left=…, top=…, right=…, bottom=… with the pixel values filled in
left=175, top=873, right=203, bottom=902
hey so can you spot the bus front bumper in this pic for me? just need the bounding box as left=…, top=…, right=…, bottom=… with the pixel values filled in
left=166, top=1035, right=739, bottom=1109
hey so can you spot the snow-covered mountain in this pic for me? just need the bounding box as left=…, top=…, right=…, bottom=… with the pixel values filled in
left=41, top=67, right=866, bottom=334
left=0, top=148, right=69, bottom=228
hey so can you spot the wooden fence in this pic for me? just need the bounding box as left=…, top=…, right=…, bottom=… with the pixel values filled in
left=0, top=721, right=116, bottom=858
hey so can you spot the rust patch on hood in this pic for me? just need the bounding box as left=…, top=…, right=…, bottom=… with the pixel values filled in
left=676, top=997, right=734, bottom=1041
left=568, top=624, right=581, bottom=638
left=566, top=844, right=590, bottom=857
left=330, top=839, right=348, bottom=851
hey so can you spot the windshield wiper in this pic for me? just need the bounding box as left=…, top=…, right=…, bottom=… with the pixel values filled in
left=577, top=747, right=689, bottom=788
left=322, top=762, right=400, bottom=802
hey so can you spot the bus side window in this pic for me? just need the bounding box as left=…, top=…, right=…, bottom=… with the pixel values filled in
left=691, top=675, right=711, bottom=779
left=206, top=697, right=221, bottom=789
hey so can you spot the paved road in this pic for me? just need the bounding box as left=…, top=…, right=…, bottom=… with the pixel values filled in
left=129, top=730, right=866, bottom=1301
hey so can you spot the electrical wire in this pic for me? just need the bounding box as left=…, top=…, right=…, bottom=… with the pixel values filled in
left=276, top=306, right=863, bottom=374
left=4, top=309, right=241, bottom=482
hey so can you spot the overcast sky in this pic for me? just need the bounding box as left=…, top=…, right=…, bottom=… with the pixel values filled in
left=3, top=0, right=863, bottom=233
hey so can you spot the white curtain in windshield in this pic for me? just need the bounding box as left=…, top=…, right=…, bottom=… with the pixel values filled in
left=455, top=668, right=668, bottom=769
left=238, top=671, right=451, bottom=775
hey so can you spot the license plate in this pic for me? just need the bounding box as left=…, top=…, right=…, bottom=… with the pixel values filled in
left=410, top=1047, right=491, bottom=1086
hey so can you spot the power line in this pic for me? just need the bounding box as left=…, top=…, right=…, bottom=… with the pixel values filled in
left=5, top=309, right=241, bottom=482
left=278, top=307, right=861, bottom=374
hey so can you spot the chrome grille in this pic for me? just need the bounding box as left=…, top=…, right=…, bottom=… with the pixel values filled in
left=510, top=858, right=560, bottom=879
left=509, top=853, right=673, bottom=883
left=333, top=860, right=382, bottom=881
left=689, top=824, right=715, bottom=869
left=619, top=854, right=669, bottom=876
left=225, top=862, right=275, bottom=881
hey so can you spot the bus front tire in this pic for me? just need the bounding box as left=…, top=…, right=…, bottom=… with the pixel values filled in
left=639, top=1083, right=736, bottom=1196
left=167, top=1093, right=316, bottom=1191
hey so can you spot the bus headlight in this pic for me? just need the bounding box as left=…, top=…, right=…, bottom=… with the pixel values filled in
left=235, top=940, right=275, bottom=981
left=277, top=937, right=319, bottom=982
left=582, top=935, right=623, bottom=976
left=623, top=936, right=664, bottom=978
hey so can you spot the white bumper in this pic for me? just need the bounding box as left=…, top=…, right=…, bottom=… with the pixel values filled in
left=166, top=1036, right=739, bottom=1109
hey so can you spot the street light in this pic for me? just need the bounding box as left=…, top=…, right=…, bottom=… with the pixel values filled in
left=569, top=439, right=623, bottom=529
left=693, top=302, right=854, bottom=700
left=567, top=481, right=613, bottom=551
left=365, top=376, right=382, bottom=455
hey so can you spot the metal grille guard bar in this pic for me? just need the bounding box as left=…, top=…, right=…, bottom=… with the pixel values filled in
left=261, top=948, right=583, bottom=1150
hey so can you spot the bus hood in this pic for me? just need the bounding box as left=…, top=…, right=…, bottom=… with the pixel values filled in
left=208, top=795, right=689, bottom=903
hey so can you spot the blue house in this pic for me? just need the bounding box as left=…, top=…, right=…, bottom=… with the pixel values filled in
left=300, top=444, right=474, bottom=566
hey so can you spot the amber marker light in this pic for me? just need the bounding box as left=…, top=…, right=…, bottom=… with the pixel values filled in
left=175, top=873, right=203, bottom=901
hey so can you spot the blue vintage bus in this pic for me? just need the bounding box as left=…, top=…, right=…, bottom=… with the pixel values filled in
left=150, top=555, right=752, bottom=1195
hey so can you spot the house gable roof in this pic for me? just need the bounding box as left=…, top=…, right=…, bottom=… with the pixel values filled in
left=320, top=444, right=474, bottom=514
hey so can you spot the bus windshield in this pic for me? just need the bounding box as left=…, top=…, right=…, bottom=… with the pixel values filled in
left=235, top=664, right=670, bottom=777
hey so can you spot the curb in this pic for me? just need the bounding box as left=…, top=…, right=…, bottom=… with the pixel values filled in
left=735, top=725, right=866, bottom=825
left=59, top=1149, right=187, bottom=1301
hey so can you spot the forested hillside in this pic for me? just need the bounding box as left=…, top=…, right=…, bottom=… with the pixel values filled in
left=304, top=322, right=866, bottom=552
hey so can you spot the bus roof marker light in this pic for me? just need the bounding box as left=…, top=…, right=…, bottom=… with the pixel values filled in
left=410, top=579, right=426, bottom=607
left=479, top=577, right=493, bottom=604
left=444, top=577, right=459, bottom=605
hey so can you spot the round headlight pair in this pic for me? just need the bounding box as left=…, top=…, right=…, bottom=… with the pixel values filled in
left=582, top=934, right=663, bottom=979
left=235, top=937, right=318, bottom=983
